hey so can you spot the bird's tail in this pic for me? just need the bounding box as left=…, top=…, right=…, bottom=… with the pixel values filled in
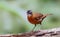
left=45, top=14, right=53, bottom=16
left=42, top=14, right=53, bottom=20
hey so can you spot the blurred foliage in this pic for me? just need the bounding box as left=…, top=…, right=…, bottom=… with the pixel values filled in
left=0, top=0, right=60, bottom=34
left=50, top=16, right=59, bottom=23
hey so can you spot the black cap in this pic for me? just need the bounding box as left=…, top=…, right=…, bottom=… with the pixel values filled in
left=27, top=10, right=32, bottom=14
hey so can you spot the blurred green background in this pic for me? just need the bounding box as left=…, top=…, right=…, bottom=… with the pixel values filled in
left=0, top=0, right=60, bottom=34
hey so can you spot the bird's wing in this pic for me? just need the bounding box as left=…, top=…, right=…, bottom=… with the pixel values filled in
left=32, top=13, right=43, bottom=21
left=34, top=17, right=40, bottom=20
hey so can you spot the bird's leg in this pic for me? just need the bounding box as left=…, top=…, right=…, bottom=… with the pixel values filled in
left=31, top=24, right=36, bottom=32
left=39, top=23, right=43, bottom=31
left=40, top=24, right=42, bottom=29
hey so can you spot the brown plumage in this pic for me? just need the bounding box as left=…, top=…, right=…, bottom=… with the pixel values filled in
left=27, top=13, right=43, bottom=24
left=27, top=10, right=52, bottom=31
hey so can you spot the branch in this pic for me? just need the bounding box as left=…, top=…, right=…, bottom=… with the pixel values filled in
left=0, top=27, right=60, bottom=37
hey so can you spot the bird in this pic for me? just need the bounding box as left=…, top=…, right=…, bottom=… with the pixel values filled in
left=27, top=10, right=52, bottom=31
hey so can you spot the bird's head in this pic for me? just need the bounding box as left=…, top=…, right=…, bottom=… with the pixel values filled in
left=27, top=10, right=32, bottom=15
